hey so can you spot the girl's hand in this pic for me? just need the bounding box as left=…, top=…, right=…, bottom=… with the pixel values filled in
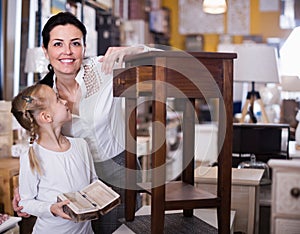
left=50, top=200, right=72, bottom=220
left=100, top=46, right=145, bottom=74
left=12, top=187, right=30, bottom=218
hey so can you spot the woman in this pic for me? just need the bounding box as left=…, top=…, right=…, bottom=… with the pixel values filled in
left=14, top=11, right=157, bottom=233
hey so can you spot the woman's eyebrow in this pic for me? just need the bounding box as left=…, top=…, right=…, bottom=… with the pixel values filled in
left=71, top=38, right=82, bottom=41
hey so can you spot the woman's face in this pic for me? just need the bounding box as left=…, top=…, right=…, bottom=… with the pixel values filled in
left=43, top=24, right=86, bottom=78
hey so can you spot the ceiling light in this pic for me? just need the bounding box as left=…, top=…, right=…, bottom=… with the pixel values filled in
left=203, top=0, right=227, bottom=14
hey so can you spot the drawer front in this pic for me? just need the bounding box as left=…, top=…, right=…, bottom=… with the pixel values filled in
left=274, top=172, right=300, bottom=215
left=275, top=218, right=300, bottom=234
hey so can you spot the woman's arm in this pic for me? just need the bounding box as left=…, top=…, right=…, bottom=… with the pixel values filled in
left=99, top=45, right=162, bottom=74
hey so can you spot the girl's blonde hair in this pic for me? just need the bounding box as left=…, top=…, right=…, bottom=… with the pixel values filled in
left=11, top=84, right=50, bottom=175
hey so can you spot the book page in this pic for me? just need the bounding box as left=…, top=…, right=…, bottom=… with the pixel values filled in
left=63, top=192, right=96, bottom=213
left=82, top=181, right=119, bottom=208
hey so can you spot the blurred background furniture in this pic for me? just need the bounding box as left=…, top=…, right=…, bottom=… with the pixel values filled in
left=280, top=99, right=298, bottom=140
left=232, top=123, right=290, bottom=167
left=0, top=101, right=13, bottom=158
left=0, top=175, right=4, bottom=213
left=194, top=123, right=218, bottom=167
left=0, top=157, right=19, bottom=215
left=279, top=75, right=300, bottom=141
left=289, top=141, right=300, bottom=159
left=268, top=159, right=300, bottom=234
left=195, top=166, right=264, bottom=234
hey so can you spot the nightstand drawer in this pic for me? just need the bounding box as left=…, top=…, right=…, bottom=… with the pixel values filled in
left=274, top=172, right=300, bottom=215
left=275, top=218, right=300, bottom=233
left=269, top=160, right=300, bottom=234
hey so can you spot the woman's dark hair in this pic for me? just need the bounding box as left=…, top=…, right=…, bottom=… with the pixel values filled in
left=42, top=11, right=87, bottom=49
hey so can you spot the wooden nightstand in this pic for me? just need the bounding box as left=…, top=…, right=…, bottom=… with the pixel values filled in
left=114, top=51, right=236, bottom=233
left=0, top=157, right=20, bottom=215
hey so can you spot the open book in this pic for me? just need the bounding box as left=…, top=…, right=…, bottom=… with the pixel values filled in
left=57, top=180, right=121, bottom=222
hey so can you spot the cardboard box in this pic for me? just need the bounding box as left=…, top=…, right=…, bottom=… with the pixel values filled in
left=57, top=180, right=121, bottom=222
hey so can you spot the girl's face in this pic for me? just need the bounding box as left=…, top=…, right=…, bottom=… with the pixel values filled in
left=43, top=24, right=86, bottom=78
left=43, top=86, right=72, bottom=125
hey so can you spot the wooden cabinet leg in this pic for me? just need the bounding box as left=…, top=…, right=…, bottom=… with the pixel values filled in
left=125, top=98, right=137, bottom=221
left=151, top=185, right=165, bottom=234
left=125, top=189, right=136, bottom=221
left=217, top=204, right=230, bottom=234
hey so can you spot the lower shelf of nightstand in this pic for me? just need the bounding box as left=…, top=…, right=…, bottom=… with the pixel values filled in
left=138, top=181, right=220, bottom=210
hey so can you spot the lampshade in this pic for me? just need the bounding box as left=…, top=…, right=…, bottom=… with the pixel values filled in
left=280, top=27, right=300, bottom=77
left=24, top=47, right=49, bottom=74
left=219, top=43, right=280, bottom=84
left=203, top=0, right=227, bottom=14
left=281, top=75, right=300, bottom=92
left=233, top=44, right=280, bottom=84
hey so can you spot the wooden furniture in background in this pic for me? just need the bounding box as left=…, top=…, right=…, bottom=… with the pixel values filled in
left=232, top=123, right=290, bottom=167
left=280, top=99, right=298, bottom=140
left=0, top=175, right=4, bottom=212
left=0, top=101, right=13, bottom=158
left=12, top=175, right=19, bottom=194
left=268, top=159, right=300, bottom=234
left=0, top=157, right=19, bottom=215
left=113, top=51, right=236, bottom=233
left=195, top=166, right=264, bottom=234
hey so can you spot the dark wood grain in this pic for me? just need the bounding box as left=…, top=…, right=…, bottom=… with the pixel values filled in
left=113, top=51, right=236, bottom=234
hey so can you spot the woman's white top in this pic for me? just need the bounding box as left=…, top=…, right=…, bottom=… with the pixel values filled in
left=57, top=56, right=125, bottom=162
left=19, top=137, right=97, bottom=234
left=56, top=45, right=160, bottom=162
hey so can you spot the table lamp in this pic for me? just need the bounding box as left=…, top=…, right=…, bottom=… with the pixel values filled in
left=233, top=44, right=280, bottom=123
left=24, top=47, right=49, bottom=85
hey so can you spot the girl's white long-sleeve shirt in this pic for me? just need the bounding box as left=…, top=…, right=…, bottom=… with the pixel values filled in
left=19, top=137, right=98, bottom=234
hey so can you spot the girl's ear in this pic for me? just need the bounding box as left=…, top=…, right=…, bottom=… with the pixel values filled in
left=39, top=111, right=53, bottom=123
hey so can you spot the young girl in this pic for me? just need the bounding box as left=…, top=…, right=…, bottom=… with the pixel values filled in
left=11, top=84, right=97, bottom=234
